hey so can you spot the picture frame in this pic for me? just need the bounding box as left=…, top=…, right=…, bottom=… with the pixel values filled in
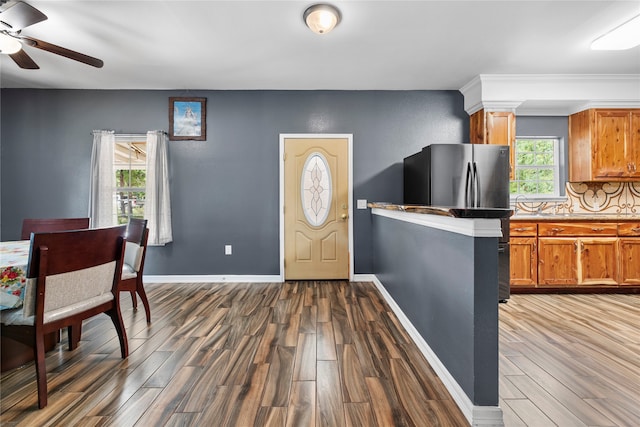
left=169, top=97, right=206, bottom=141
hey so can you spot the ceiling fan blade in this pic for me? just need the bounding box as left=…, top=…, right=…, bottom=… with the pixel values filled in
left=9, top=48, right=38, bottom=69
left=20, top=35, right=103, bottom=68
left=0, top=2, right=47, bottom=31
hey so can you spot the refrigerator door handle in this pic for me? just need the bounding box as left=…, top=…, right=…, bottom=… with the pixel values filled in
left=465, top=162, right=472, bottom=207
left=472, top=161, right=479, bottom=207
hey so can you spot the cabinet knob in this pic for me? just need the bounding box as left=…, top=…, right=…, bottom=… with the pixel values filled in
left=551, top=227, right=564, bottom=233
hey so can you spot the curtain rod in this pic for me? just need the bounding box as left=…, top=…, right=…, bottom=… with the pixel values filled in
left=91, top=131, right=168, bottom=137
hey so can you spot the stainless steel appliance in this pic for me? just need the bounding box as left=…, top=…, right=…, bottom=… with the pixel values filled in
left=403, top=143, right=511, bottom=302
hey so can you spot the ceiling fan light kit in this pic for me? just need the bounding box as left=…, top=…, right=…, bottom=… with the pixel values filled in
left=0, top=32, right=21, bottom=54
left=304, top=4, right=341, bottom=35
left=0, top=1, right=103, bottom=69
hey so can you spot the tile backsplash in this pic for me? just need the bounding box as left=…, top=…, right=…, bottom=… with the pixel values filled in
left=512, top=182, right=640, bottom=216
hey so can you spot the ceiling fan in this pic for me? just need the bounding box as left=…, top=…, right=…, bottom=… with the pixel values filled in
left=0, top=1, right=103, bottom=69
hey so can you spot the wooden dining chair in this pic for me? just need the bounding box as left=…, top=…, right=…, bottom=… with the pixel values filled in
left=21, top=217, right=90, bottom=240
left=120, top=218, right=151, bottom=323
left=0, top=225, right=129, bottom=408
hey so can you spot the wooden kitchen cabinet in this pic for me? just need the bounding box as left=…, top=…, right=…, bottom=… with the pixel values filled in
left=569, top=108, right=640, bottom=181
left=510, top=222, right=537, bottom=285
left=538, top=238, right=578, bottom=285
left=510, top=238, right=537, bottom=286
left=618, top=222, right=640, bottom=285
left=538, top=237, right=618, bottom=286
left=619, top=239, right=640, bottom=285
left=538, top=222, right=618, bottom=286
left=469, top=109, right=516, bottom=178
left=577, top=238, right=618, bottom=285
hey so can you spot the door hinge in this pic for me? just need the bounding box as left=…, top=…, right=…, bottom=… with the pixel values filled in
left=283, top=152, right=287, bottom=161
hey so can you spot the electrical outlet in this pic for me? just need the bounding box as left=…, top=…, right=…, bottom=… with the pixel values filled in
left=225, top=245, right=232, bottom=255
left=357, top=199, right=368, bottom=209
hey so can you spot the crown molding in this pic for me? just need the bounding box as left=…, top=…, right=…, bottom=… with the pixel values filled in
left=459, top=74, right=640, bottom=116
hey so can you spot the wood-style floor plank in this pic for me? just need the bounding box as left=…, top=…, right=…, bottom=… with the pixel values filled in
left=500, top=294, right=640, bottom=427
left=1, top=281, right=466, bottom=426
left=6, top=283, right=637, bottom=426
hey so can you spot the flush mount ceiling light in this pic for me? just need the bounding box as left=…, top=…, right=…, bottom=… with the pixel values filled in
left=304, top=4, right=341, bottom=35
left=0, top=33, right=22, bottom=55
left=591, top=14, right=640, bottom=50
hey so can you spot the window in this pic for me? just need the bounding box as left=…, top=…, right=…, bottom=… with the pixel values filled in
left=510, top=137, right=560, bottom=198
left=114, top=137, right=146, bottom=224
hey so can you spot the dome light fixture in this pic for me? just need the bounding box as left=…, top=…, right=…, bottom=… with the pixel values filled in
left=304, top=4, right=341, bottom=35
left=0, top=33, right=21, bottom=55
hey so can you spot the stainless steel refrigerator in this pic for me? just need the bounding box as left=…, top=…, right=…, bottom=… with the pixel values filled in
left=403, top=143, right=511, bottom=301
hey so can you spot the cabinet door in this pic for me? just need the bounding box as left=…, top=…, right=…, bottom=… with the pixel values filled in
left=593, top=110, right=630, bottom=178
left=486, top=111, right=516, bottom=179
left=538, top=238, right=578, bottom=285
left=510, top=237, right=537, bottom=286
left=630, top=111, right=640, bottom=177
left=577, top=238, right=618, bottom=285
left=620, top=238, right=640, bottom=285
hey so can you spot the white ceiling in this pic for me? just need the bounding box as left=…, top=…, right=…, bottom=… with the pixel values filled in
left=1, top=0, right=639, bottom=96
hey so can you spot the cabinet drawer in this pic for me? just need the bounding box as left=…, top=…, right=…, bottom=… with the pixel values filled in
left=618, top=222, right=640, bottom=236
left=538, top=222, right=617, bottom=237
left=510, top=222, right=537, bottom=236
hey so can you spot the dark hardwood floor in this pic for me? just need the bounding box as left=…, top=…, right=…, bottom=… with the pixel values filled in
left=0, top=281, right=467, bottom=426
left=3, top=283, right=639, bottom=426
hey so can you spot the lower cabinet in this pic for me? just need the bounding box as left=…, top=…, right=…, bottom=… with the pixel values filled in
left=538, top=238, right=578, bottom=285
left=511, top=220, right=639, bottom=289
left=510, top=237, right=537, bottom=285
left=578, top=238, right=618, bottom=285
left=619, top=238, right=640, bottom=284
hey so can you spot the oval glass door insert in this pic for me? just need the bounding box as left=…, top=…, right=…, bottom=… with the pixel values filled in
left=301, top=152, right=332, bottom=226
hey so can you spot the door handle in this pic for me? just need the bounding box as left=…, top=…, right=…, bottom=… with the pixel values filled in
left=341, top=214, right=348, bottom=220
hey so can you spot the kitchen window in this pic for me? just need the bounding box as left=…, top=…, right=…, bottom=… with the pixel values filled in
left=509, top=137, right=560, bottom=198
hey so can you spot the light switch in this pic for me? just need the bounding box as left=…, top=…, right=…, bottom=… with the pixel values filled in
left=357, top=199, right=368, bottom=209
left=225, top=245, right=232, bottom=255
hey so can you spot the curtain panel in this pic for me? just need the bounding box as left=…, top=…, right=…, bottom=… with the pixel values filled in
left=145, top=131, right=173, bottom=245
left=88, top=130, right=115, bottom=228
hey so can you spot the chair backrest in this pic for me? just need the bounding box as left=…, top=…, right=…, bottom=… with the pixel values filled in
left=23, top=226, right=127, bottom=321
left=21, top=218, right=90, bottom=240
left=124, top=218, right=148, bottom=273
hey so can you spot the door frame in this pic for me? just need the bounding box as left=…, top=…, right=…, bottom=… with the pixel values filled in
left=279, top=133, right=354, bottom=281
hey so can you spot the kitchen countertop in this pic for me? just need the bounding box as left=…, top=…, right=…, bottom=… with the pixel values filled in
left=512, top=214, right=639, bottom=221
left=368, top=202, right=512, bottom=218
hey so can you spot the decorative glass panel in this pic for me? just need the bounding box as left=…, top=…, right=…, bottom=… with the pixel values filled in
left=301, top=152, right=332, bottom=226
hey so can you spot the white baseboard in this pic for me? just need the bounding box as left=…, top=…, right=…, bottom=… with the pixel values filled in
left=143, top=275, right=283, bottom=283
left=369, top=275, right=504, bottom=427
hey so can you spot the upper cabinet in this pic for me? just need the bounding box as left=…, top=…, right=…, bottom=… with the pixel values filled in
left=470, top=109, right=516, bottom=179
left=569, top=109, right=640, bottom=181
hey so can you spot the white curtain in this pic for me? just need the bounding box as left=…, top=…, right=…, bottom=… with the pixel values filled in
left=88, top=130, right=115, bottom=228
left=145, top=131, right=173, bottom=245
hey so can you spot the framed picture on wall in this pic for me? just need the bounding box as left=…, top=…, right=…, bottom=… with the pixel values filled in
left=169, top=97, right=206, bottom=141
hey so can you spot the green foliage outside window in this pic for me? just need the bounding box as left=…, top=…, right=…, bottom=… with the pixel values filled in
left=115, top=169, right=146, bottom=224
left=509, top=138, right=558, bottom=196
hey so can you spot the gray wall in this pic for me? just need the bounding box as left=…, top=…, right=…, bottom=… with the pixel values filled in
left=372, top=213, right=499, bottom=406
left=1, top=89, right=468, bottom=275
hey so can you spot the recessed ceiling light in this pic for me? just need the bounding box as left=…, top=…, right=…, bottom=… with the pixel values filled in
left=591, top=14, right=640, bottom=50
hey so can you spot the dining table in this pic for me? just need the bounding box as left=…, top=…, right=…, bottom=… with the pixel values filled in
left=1, top=239, right=59, bottom=372
left=0, top=240, right=30, bottom=311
